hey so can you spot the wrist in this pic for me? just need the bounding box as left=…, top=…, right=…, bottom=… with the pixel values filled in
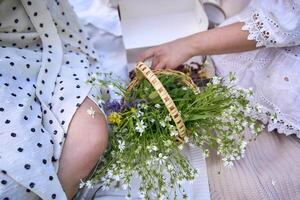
left=185, top=33, right=204, bottom=57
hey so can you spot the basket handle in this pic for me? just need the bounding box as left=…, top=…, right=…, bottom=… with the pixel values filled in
left=135, top=62, right=186, bottom=142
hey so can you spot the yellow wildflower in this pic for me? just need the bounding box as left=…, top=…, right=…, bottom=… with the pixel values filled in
left=108, top=112, right=122, bottom=125
left=130, top=107, right=137, bottom=114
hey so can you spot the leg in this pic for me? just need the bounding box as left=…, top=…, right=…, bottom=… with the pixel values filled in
left=58, top=97, right=108, bottom=199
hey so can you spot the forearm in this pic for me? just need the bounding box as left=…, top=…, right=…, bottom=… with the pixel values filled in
left=186, top=22, right=259, bottom=56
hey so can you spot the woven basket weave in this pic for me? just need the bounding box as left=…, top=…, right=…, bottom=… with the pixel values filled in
left=128, top=62, right=198, bottom=142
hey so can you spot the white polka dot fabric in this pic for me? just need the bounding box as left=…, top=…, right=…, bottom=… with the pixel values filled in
left=0, top=0, right=106, bottom=199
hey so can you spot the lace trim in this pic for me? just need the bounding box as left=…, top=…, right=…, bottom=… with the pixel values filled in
left=246, top=95, right=300, bottom=138
left=241, top=11, right=278, bottom=47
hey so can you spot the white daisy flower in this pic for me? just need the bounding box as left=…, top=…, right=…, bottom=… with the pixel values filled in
left=155, top=104, right=161, bottom=108
left=178, top=144, right=184, bottom=150
left=135, top=120, right=147, bottom=134
left=165, top=115, right=172, bottom=122
left=170, top=130, right=178, bottom=137
left=79, top=179, right=85, bottom=188
left=118, top=140, right=125, bottom=152
left=157, top=153, right=167, bottom=165
left=211, top=76, right=221, bottom=85
left=87, top=106, right=96, bottom=118
left=86, top=180, right=94, bottom=189
left=90, top=73, right=98, bottom=80
left=160, top=121, right=166, bottom=128
left=167, top=164, right=174, bottom=171
left=152, top=145, right=158, bottom=152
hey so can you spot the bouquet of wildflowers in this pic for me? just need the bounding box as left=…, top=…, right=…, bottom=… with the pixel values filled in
left=84, top=63, right=263, bottom=199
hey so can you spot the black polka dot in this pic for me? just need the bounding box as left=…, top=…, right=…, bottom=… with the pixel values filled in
left=52, top=194, right=56, bottom=199
left=10, top=132, right=17, bottom=137
left=27, top=1, right=32, bottom=5
left=17, top=147, right=23, bottom=152
left=10, top=62, right=14, bottom=66
left=5, top=119, right=10, bottom=124
left=31, top=128, right=35, bottom=132
left=33, top=12, right=38, bottom=16
left=51, top=156, right=57, bottom=162
left=37, top=143, right=42, bottom=148
left=0, top=107, right=4, bottom=112
left=14, top=19, right=19, bottom=23
left=24, top=164, right=30, bottom=169
left=42, top=159, right=47, bottom=164
left=1, top=180, right=7, bottom=185
left=49, top=176, right=53, bottom=181
left=29, top=182, right=35, bottom=188
left=26, top=189, right=31, bottom=193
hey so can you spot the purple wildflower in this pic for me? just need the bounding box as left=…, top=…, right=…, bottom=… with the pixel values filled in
left=105, top=100, right=122, bottom=113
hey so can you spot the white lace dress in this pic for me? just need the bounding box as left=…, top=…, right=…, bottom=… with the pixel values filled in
left=212, top=0, right=300, bottom=137
left=206, top=1, right=300, bottom=199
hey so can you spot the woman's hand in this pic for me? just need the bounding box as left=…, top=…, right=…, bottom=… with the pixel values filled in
left=138, top=37, right=195, bottom=69
left=139, top=22, right=258, bottom=70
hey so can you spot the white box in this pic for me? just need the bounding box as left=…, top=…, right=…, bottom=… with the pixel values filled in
left=119, top=0, right=209, bottom=63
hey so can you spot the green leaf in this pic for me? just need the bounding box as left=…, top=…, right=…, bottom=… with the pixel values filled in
left=148, top=90, right=159, bottom=100
left=186, top=114, right=212, bottom=121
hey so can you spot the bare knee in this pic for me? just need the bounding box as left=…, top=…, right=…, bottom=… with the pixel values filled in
left=81, top=121, right=108, bottom=162
left=72, top=98, right=109, bottom=169
left=59, top=97, right=109, bottom=183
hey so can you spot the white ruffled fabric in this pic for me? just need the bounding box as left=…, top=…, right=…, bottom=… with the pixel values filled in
left=239, top=0, right=300, bottom=48
left=212, top=0, right=300, bottom=138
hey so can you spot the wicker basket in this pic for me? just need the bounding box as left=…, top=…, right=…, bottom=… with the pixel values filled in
left=128, top=62, right=198, bottom=143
